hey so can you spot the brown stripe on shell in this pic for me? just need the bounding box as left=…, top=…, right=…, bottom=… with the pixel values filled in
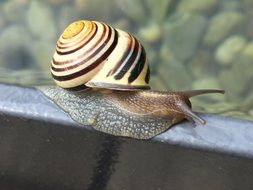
left=106, top=32, right=133, bottom=77
left=128, top=45, right=147, bottom=83
left=57, top=24, right=88, bottom=47
left=56, top=22, right=96, bottom=49
left=56, top=21, right=93, bottom=50
left=51, top=29, right=119, bottom=81
left=145, top=64, right=150, bottom=83
left=114, top=36, right=139, bottom=81
left=52, top=23, right=107, bottom=66
left=56, top=24, right=98, bottom=55
left=51, top=24, right=113, bottom=72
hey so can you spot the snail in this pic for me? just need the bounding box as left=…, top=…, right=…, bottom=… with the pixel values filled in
left=38, top=20, right=225, bottom=139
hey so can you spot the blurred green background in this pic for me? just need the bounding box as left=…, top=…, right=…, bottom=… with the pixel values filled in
left=0, top=0, right=253, bottom=121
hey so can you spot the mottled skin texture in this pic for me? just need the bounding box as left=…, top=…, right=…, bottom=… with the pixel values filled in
left=108, top=91, right=191, bottom=124
left=38, top=86, right=224, bottom=139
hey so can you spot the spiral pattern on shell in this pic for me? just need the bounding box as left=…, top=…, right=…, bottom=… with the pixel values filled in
left=51, top=20, right=150, bottom=91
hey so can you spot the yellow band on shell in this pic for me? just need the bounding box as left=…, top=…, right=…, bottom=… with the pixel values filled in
left=62, top=21, right=84, bottom=39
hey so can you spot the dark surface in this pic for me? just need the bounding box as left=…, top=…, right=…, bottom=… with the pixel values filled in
left=0, top=84, right=253, bottom=190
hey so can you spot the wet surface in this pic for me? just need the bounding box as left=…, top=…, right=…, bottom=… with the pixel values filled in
left=1, top=113, right=253, bottom=190
left=0, top=84, right=253, bottom=190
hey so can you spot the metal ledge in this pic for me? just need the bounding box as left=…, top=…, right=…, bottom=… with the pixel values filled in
left=0, top=84, right=253, bottom=190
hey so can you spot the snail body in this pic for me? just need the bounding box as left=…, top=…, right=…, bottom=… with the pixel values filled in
left=39, top=20, right=225, bottom=139
left=39, top=86, right=223, bottom=139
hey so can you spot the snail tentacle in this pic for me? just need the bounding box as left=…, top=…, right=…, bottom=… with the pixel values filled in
left=176, top=101, right=206, bottom=125
left=181, top=89, right=225, bottom=98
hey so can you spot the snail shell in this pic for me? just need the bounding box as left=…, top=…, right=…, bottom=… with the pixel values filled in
left=51, top=20, right=150, bottom=91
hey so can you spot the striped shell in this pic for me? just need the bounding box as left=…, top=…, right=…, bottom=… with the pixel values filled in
left=51, top=20, right=150, bottom=91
